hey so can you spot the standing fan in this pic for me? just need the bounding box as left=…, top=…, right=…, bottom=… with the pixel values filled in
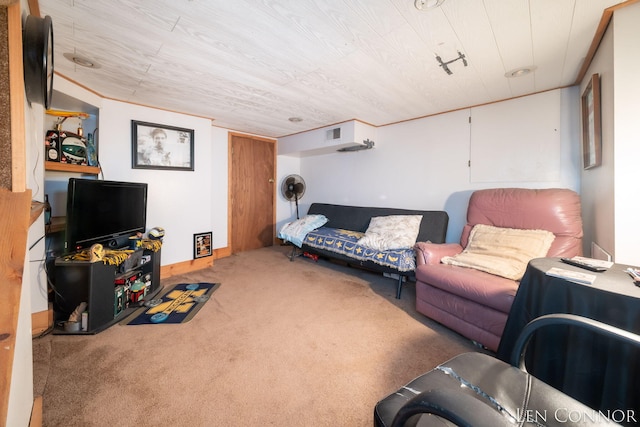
left=281, top=174, right=306, bottom=219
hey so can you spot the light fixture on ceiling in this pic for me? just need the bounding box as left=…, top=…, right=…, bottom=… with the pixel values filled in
left=414, top=0, right=446, bottom=11
left=505, top=66, right=536, bottom=78
left=63, top=52, right=100, bottom=68
left=288, top=117, right=303, bottom=123
left=435, top=51, right=467, bottom=75
left=337, top=139, right=375, bottom=152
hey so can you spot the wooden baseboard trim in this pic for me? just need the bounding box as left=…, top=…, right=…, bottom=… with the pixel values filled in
left=214, top=246, right=232, bottom=259
left=31, top=305, right=53, bottom=337
left=29, top=395, right=42, bottom=427
left=160, top=246, right=231, bottom=278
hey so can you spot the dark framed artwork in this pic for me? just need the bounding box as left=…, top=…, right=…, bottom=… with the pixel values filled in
left=132, top=120, right=194, bottom=171
left=581, top=74, right=602, bottom=170
left=193, top=231, right=212, bottom=259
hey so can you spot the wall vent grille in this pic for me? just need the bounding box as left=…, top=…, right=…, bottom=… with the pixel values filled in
left=326, top=128, right=341, bottom=141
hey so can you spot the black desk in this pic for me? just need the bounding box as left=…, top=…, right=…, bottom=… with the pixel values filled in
left=497, top=258, right=640, bottom=421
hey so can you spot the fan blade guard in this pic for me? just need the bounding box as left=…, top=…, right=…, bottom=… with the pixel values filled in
left=280, top=174, right=306, bottom=201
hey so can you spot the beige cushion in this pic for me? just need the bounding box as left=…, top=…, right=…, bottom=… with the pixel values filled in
left=441, top=224, right=555, bottom=280
left=357, top=215, right=423, bottom=251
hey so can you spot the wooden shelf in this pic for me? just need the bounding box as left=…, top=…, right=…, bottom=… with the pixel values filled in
left=30, top=200, right=45, bottom=226
left=46, top=216, right=66, bottom=234
left=45, top=161, right=100, bottom=175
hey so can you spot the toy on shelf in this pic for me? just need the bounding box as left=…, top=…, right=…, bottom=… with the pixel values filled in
left=44, top=109, right=97, bottom=166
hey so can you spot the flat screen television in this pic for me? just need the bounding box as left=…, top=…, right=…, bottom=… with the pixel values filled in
left=65, top=178, right=148, bottom=252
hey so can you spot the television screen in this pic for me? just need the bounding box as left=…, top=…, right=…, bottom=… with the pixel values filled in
left=65, top=178, right=148, bottom=252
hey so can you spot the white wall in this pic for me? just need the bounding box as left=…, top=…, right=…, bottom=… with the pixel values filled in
left=612, top=3, right=640, bottom=265
left=277, top=88, right=581, bottom=243
left=47, top=75, right=582, bottom=271
left=579, top=24, right=615, bottom=261
left=41, top=75, right=233, bottom=266
left=6, top=248, right=33, bottom=427
left=579, top=2, right=640, bottom=265
left=97, top=99, right=219, bottom=265
left=26, top=97, right=49, bottom=314
left=210, top=126, right=230, bottom=249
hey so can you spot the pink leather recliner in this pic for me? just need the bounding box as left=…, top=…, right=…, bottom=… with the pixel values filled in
left=414, top=188, right=583, bottom=352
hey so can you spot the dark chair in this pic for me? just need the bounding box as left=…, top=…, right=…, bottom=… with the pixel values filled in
left=374, top=314, right=640, bottom=426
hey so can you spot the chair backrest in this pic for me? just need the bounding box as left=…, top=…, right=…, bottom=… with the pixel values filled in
left=459, top=188, right=583, bottom=257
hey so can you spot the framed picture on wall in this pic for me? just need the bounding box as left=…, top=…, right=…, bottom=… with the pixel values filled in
left=581, top=74, right=602, bottom=170
left=193, top=231, right=212, bottom=259
left=131, top=120, right=194, bottom=171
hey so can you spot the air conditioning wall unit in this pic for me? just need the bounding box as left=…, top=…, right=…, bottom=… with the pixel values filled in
left=278, top=120, right=377, bottom=157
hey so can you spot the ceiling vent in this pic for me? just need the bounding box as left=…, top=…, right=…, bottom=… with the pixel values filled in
left=337, top=139, right=375, bottom=152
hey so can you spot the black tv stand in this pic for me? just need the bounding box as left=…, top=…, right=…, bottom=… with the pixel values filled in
left=53, top=247, right=162, bottom=334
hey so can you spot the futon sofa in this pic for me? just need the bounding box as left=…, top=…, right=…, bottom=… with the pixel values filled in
left=290, top=203, right=449, bottom=298
left=413, top=188, right=583, bottom=352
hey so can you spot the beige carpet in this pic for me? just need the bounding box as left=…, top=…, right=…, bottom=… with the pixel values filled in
left=33, top=245, right=478, bottom=426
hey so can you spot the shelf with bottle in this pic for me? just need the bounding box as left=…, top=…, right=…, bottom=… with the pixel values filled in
left=45, top=161, right=100, bottom=174
left=45, top=216, right=66, bottom=234
left=44, top=109, right=99, bottom=174
left=44, top=194, right=52, bottom=224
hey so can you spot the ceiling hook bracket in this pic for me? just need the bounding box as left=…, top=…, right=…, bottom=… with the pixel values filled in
left=435, top=51, right=468, bottom=75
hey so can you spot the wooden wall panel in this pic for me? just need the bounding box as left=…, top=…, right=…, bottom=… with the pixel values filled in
left=0, top=7, right=11, bottom=190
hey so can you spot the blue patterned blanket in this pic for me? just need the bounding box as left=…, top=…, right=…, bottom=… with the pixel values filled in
left=303, top=227, right=416, bottom=272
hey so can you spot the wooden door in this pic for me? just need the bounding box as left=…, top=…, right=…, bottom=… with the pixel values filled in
left=229, top=133, right=276, bottom=254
